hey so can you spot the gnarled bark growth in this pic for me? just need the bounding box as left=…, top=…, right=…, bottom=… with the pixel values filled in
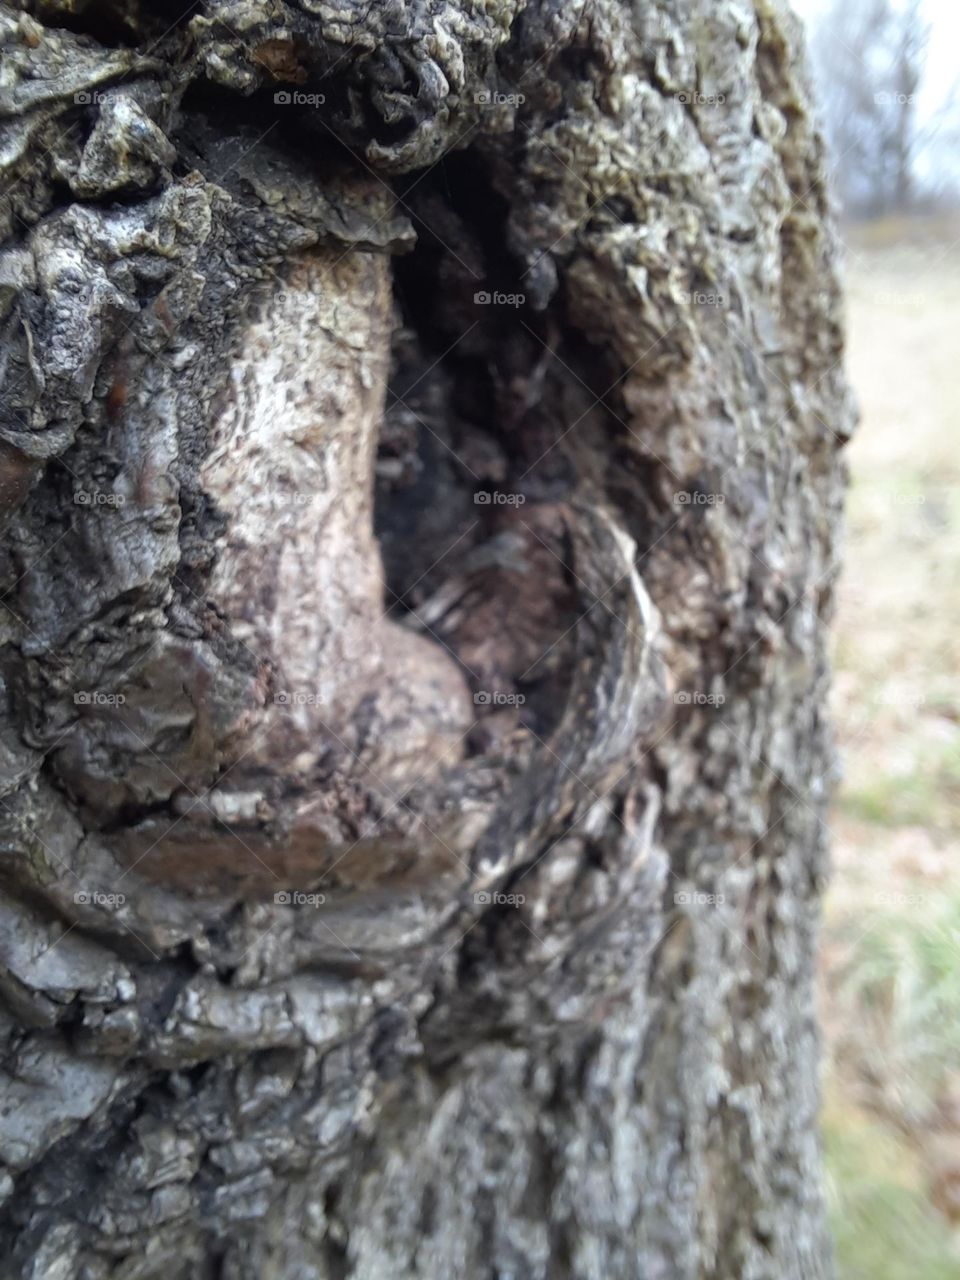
left=0, top=2, right=851, bottom=1277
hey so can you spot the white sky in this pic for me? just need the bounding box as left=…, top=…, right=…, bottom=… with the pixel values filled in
left=789, top=0, right=960, bottom=191
left=789, top=0, right=960, bottom=109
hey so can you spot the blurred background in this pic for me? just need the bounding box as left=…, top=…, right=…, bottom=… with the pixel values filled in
left=791, top=2, right=960, bottom=1275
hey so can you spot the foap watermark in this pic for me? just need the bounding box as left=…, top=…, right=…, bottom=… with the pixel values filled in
left=274, top=90, right=326, bottom=107
left=678, top=289, right=726, bottom=308
left=876, top=688, right=925, bottom=711
left=474, top=290, right=525, bottom=308
left=875, top=691, right=926, bottom=721
left=676, top=90, right=726, bottom=107
left=74, top=489, right=125, bottom=508
left=252, top=491, right=316, bottom=509
left=863, top=289, right=927, bottom=313
left=873, top=890, right=928, bottom=909
left=674, top=690, right=725, bottom=707
left=674, top=890, right=725, bottom=907
left=474, top=890, right=526, bottom=907
left=475, top=89, right=525, bottom=108
left=74, top=890, right=126, bottom=908
left=274, top=690, right=326, bottom=707
left=74, top=90, right=118, bottom=106
left=474, top=490, right=525, bottom=506
left=274, top=890, right=327, bottom=907
left=874, top=91, right=917, bottom=106
left=674, top=491, right=725, bottom=507
left=74, top=690, right=126, bottom=707
left=474, top=690, right=526, bottom=707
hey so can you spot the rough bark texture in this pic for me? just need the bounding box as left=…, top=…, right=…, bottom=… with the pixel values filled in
left=0, top=2, right=852, bottom=1277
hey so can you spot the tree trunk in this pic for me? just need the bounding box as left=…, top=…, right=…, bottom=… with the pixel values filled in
left=0, top=2, right=852, bottom=1277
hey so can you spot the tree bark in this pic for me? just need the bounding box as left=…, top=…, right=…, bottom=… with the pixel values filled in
left=0, top=2, right=852, bottom=1277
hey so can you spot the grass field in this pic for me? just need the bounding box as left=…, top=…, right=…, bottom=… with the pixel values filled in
left=821, top=215, right=960, bottom=1277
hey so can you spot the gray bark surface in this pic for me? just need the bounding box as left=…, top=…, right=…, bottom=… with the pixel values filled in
left=0, top=2, right=852, bottom=1276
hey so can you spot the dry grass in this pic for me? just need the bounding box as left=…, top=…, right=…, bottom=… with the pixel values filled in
left=822, top=215, right=960, bottom=1277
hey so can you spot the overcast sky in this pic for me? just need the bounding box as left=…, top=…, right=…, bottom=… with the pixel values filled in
left=789, top=0, right=960, bottom=108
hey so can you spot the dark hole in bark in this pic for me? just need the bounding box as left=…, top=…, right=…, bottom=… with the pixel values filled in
left=178, top=47, right=427, bottom=157
left=373, top=145, right=676, bottom=754
left=28, top=0, right=192, bottom=48
left=374, top=150, right=584, bottom=747
left=172, top=83, right=350, bottom=177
